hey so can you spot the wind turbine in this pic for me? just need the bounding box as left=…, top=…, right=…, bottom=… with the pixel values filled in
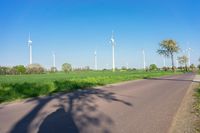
left=163, top=56, right=166, bottom=67
left=94, top=50, right=97, bottom=70
left=142, top=49, right=146, bottom=70
left=52, top=52, right=56, bottom=71
left=176, top=58, right=179, bottom=68
left=110, top=31, right=115, bottom=72
left=186, top=48, right=192, bottom=66
left=126, top=62, right=129, bottom=69
left=175, top=54, right=178, bottom=68
left=28, top=33, right=32, bottom=65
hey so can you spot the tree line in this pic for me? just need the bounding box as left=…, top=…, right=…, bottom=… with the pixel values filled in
left=0, top=63, right=70, bottom=75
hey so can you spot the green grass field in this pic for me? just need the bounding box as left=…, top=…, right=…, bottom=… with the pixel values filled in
left=0, top=70, right=180, bottom=103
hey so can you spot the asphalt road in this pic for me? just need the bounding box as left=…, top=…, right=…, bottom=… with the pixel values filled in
left=0, top=73, right=195, bottom=133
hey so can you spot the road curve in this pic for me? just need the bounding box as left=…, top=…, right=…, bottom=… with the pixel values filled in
left=0, top=73, right=195, bottom=133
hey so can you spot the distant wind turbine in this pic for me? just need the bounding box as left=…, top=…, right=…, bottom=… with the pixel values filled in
left=142, top=49, right=146, bottom=69
left=186, top=48, right=192, bottom=66
left=163, top=56, right=166, bottom=67
left=126, top=62, right=129, bottom=69
left=52, top=52, right=56, bottom=71
left=28, top=33, right=32, bottom=65
left=110, top=31, right=115, bottom=72
left=94, top=50, right=97, bottom=70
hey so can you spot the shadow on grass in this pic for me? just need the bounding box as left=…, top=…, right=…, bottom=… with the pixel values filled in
left=0, top=80, right=104, bottom=103
left=4, top=80, right=132, bottom=133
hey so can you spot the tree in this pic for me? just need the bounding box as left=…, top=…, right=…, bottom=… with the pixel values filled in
left=157, top=39, right=180, bottom=69
left=26, top=64, right=45, bottom=74
left=178, top=55, right=188, bottom=71
left=149, top=64, right=158, bottom=71
left=198, top=64, right=200, bottom=70
left=121, top=66, right=127, bottom=70
left=62, top=63, right=72, bottom=72
left=0, top=66, right=8, bottom=75
left=14, top=65, right=26, bottom=74
left=190, top=64, right=196, bottom=71
left=50, top=67, right=57, bottom=73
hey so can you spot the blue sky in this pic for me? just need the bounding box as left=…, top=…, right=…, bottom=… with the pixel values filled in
left=0, top=0, right=200, bottom=69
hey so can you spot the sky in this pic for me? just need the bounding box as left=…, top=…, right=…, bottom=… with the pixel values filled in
left=0, top=0, right=200, bottom=70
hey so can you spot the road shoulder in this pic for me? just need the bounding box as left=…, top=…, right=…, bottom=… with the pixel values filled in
left=169, top=75, right=199, bottom=133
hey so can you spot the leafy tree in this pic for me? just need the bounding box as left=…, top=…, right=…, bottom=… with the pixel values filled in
left=190, top=64, right=196, bottom=71
left=178, top=55, right=188, bottom=71
left=26, top=64, right=45, bottom=74
left=10, top=67, right=17, bottom=75
left=0, top=66, right=8, bottom=75
left=121, top=66, right=127, bottom=70
left=157, top=39, right=180, bottom=69
left=149, top=64, right=158, bottom=71
left=50, top=67, right=57, bottom=73
left=198, top=64, right=200, bottom=70
left=62, top=63, right=72, bottom=72
left=14, top=65, right=26, bottom=74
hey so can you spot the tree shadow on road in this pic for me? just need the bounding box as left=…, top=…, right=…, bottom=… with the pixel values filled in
left=9, top=81, right=133, bottom=133
left=145, top=77, right=199, bottom=83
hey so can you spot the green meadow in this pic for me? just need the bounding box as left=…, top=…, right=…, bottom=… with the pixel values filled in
left=0, top=70, right=180, bottom=103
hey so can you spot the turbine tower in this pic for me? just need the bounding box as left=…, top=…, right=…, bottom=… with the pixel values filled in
left=142, top=49, right=146, bottom=70
left=94, top=50, right=97, bottom=70
left=52, top=52, right=56, bottom=71
left=163, top=56, right=166, bottom=67
left=187, top=48, right=192, bottom=66
left=175, top=55, right=178, bottom=68
left=176, top=58, right=179, bottom=68
left=110, top=31, right=115, bottom=72
left=126, top=62, right=129, bottom=69
left=28, top=33, right=32, bottom=65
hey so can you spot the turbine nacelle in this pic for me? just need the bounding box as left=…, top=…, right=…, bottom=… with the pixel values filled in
left=110, top=30, right=115, bottom=46
left=110, top=38, right=115, bottom=44
left=28, top=32, right=32, bottom=46
left=28, top=40, right=32, bottom=44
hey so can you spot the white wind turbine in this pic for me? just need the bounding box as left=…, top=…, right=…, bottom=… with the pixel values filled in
left=110, top=31, right=115, bottom=72
left=186, top=48, right=192, bottom=66
left=52, top=52, right=56, bottom=71
left=142, top=49, right=146, bottom=69
left=175, top=55, right=179, bottom=68
left=162, top=55, right=166, bottom=67
left=126, top=62, right=129, bottom=69
left=94, top=50, right=97, bottom=70
left=28, top=33, right=32, bottom=65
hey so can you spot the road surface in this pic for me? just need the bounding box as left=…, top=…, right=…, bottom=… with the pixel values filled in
left=0, top=73, right=195, bottom=133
